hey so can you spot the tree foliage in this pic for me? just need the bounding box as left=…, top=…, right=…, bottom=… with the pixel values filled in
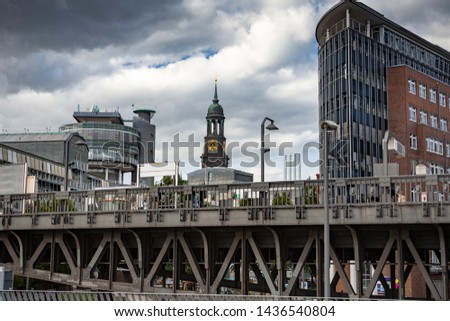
left=272, top=192, right=292, bottom=206
left=160, top=174, right=187, bottom=186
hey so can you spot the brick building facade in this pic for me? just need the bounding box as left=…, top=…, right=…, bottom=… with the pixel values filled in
left=388, top=65, right=450, bottom=175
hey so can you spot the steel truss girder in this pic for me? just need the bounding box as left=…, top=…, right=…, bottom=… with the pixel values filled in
left=1, top=225, right=449, bottom=300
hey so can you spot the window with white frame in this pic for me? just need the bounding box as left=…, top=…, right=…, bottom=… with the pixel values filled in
left=441, top=118, right=447, bottom=131
left=410, top=134, right=417, bottom=150
left=419, top=83, right=427, bottom=99
left=420, top=110, right=428, bottom=124
left=426, top=137, right=444, bottom=155
left=408, top=78, right=416, bottom=94
left=447, top=143, right=450, bottom=157
left=430, top=88, right=437, bottom=103
left=439, top=92, right=447, bottom=107
left=409, top=106, right=416, bottom=122
left=426, top=137, right=433, bottom=152
left=430, top=163, right=444, bottom=175
left=430, top=114, right=438, bottom=128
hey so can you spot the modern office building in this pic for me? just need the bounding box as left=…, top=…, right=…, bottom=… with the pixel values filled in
left=132, top=107, right=156, bottom=165
left=60, top=105, right=156, bottom=185
left=316, top=0, right=450, bottom=178
left=0, top=133, right=92, bottom=192
left=132, top=107, right=156, bottom=187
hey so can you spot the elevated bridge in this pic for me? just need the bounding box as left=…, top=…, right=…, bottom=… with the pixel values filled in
left=0, top=175, right=449, bottom=300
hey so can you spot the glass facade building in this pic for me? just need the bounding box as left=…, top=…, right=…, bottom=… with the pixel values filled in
left=0, top=133, right=90, bottom=192
left=316, top=0, right=450, bottom=178
left=60, top=109, right=141, bottom=184
left=60, top=123, right=140, bottom=167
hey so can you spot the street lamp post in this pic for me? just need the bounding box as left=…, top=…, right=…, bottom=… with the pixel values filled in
left=261, top=117, right=279, bottom=182
left=320, top=120, right=338, bottom=299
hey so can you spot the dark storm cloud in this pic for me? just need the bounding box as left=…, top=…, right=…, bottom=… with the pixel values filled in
left=0, top=0, right=184, bottom=55
left=0, top=0, right=220, bottom=93
left=0, top=0, right=253, bottom=94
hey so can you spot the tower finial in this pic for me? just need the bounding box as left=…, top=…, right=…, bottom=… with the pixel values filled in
left=213, top=78, right=219, bottom=103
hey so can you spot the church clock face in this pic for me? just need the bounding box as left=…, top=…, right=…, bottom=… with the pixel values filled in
left=207, top=140, right=218, bottom=152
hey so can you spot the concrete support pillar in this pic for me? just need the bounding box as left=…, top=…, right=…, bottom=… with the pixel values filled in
left=397, top=233, right=405, bottom=300
left=241, top=229, right=248, bottom=295
left=350, top=260, right=356, bottom=293
left=316, top=230, right=323, bottom=297
left=346, top=9, right=351, bottom=28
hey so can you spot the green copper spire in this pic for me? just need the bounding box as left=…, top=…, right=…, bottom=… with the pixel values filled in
left=207, top=79, right=224, bottom=116
left=213, top=79, right=219, bottom=103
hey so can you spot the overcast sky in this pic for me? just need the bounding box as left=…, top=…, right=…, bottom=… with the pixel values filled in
left=1, top=0, right=449, bottom=182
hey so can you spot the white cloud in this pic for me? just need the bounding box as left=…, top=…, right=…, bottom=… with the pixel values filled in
left=1, top=0, right=449, bottom=182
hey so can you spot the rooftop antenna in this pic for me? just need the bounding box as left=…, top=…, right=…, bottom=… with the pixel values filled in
left=77, top=104, right=80, bottom=112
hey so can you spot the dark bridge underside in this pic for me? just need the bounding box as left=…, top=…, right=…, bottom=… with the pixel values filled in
left=1, top=224, right=449, bottom=300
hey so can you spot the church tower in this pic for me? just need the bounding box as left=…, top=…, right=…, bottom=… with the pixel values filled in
left=201, top=80, right=229, bottom=168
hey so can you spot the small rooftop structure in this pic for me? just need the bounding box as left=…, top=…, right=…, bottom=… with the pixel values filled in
left=188, top=168, right=253, bottom=186
left=73, top=105, right=124, bottom=125
left=133, top=106, right=156, bottom=123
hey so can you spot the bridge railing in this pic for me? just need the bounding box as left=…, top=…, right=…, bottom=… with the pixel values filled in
left=0, top=174, right=449, bottom=216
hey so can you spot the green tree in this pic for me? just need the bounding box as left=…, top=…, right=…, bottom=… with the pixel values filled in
left=239, top=198, right=251, bottom=206
left=304, top=177, right=319, bottom=205
left=272, top=192, right=292, bottom=206
left=161, top=175, right=174, bottom=186
left=160, top=174, right=187, bottom=186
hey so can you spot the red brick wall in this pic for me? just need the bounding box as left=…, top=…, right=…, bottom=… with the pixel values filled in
left=387, top=65, right=450, bottom=175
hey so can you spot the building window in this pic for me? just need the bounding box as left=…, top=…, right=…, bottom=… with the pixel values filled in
left=426, top=137, right=443, bottom=155
left=426, top=138, right=432, bottom=152
left=410, top=134, right=417, bottom=150
left=447, top=144, right=450, bottom=157
left=408, top=78, right=416, bottom=94
left=420, top=110, right=428, bottom=124
left=439, top=92, right=447, bottom=107
left=440, top=118, right=447, bottom=131
left=409, top=106, right=416, bottom=122
left=430, top=88, right=437, bottom=103
left=426, top=137, right=432, bottom=153
left=430, top=114, right=438, bottom=128
left=430, top=163, right=444, bottom=175
left=419, top=83, right=427, bottom=99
